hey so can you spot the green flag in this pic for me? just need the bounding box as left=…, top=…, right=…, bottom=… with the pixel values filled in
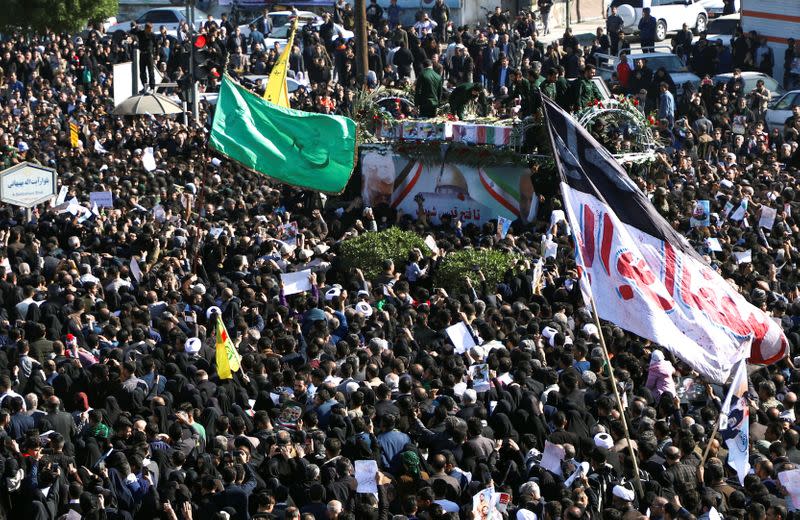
left=210, top=75, right=357, bottom=193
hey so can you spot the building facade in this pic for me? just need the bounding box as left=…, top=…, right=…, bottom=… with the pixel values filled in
left=740, top=0, right=800, bottom=85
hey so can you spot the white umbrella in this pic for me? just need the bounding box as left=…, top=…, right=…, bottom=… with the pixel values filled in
left=113, top=92, right=184, bottom=115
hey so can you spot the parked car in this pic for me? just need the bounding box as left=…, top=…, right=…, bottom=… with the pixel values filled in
left=608, top=0, right=708, bottom=41
left=711, top=72, right=784, bottom=100
left=261, top=24, right=302, bottom=51
left=765, top=90, right=800, bottom=131
left=594, top=47, right=700, bottom=95
left=107, top=7, right=210, bottom=35
left=697, top=0, right=739, bottom=18
left=238, top=10, right=321, bottom=38
left=239, top=10, right=354, bottom=44
left=703, top=13, right=739, bottom=46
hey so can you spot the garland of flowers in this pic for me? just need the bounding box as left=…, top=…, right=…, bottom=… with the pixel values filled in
left=574, top=95, right=650, bottom=124
left=574, top=95, right=660, bottom=155
left=347, top=87, right=414, bottom=144
left=358, top=95, right=658, bottom=167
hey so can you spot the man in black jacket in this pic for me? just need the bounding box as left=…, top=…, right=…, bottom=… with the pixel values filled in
left=214, top=464, right=258, bottom=520
left=449, top=45, right=473, bottom=85
left=257, top=8, right=273, bottom=36
left=43, top=396, right=78, bottom=455
left=629, top=58, right=654, bottom=101
left=366, top=0, right=384, bottom=27
left=133, top=22, right=157, bottom=91
left=432, top=0, right=450, bottom=40
left=393, top=40, right=415, bottom=79
left=784, top=38, right=796, bottom=90
left=220, top=288, right=241, bottom=340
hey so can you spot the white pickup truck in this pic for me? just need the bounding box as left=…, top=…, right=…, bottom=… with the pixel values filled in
left=609, top=0, right=708, bottom=41
left=592, top=47, right=701, bottom=95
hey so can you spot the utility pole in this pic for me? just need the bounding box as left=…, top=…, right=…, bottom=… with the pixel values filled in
left=185, top=2, right=193, bottom=126
left=566, top=0, right=571, bottom=30
left=354, top=0, right=369, bottom=85
left=191, top=2, right=199, bottom=123
left=132, top=49, right=140, bottom=93
left=187, top=0, right=199, bottom=123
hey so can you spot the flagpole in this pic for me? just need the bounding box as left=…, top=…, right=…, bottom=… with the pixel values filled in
left=587, top=292, right=645, bottom=499
left=537, top=90, right=643, bottom=497
left=698, top=415, right=721, bottom=468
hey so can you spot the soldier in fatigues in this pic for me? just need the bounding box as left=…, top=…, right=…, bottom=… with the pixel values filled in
left=414, top=59, right=443, bottom=118
left=508, top=69, right=538, bottom=117
left=569, top=64, right=602, bottom=112
left=540, top=67, right=569, bottom=110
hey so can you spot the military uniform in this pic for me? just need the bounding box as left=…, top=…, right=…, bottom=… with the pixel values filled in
left=414, top=67, right=444, bottom=118
left=570, top=77, right=601, bottom=111
left=541, top=78, right=569, bottom=109
left=509, top=78, right=540, bottom=117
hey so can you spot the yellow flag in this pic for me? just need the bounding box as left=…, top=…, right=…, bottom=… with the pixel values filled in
left=215, top=315, right=240, bottom=379
left=263, top=18, right=298, bottom=107
left=69, top=122, right=80, bottom=148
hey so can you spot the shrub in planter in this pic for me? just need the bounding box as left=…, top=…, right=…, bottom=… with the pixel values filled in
left=339, top=228, right=427, bottom=280
left=433, top=248, right=520, bottom=295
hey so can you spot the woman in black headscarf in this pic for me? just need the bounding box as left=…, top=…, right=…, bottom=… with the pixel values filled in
left=216, top=386, right=232, bottom=418
left=150, top=394, right=173, bottom=435
left=103, top=395, right=121, bottom=428
left=163, top=362, right=186, bottom=397
left=513, top=392, right=547, bottom=450
left=39, top=302, right=63, bottom=341
left=200, top=405, right=222, bottom=441
left=489, top=412, right=518, bottom=443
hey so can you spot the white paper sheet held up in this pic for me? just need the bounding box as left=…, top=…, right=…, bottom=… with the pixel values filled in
left=281, top=269, right=312, bottom=295
left=424, top=235, right=439, bottom=254
left=759, top=206, right=777, bottom=230
left=779, top=469, right=800, bottom=509
left=130, top=258, right=143, bottom=282
left=540, top=441, right=565, bottom=476
left=446, top=322, right=476, bottom=354
left=733, top=250, right=752, bottom=264
left=142, top=147, right=157, bottom=172
left=355, top=460, right=379, bottom=494
left=705, top=238, right=723, bottom=252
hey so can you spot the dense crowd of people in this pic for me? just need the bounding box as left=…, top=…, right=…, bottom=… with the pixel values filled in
left=0, top=3, right=800, bottom=520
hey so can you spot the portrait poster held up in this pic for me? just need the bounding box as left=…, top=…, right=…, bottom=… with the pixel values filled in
left=472, top=488, right=501, bottom=520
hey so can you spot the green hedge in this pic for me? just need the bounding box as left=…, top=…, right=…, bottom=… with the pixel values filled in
left=433, top=248, right=521, bottom=295
left=339, top=228, right=427, bottom=280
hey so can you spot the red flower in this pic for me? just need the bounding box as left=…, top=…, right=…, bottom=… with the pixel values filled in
left=633, top=99, right=639, bottom=106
